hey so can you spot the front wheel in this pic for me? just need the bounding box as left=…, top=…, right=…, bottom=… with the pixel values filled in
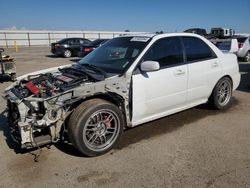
left=209, top=77, right=233, bottom=110
left=10, top=73, right=17, bottom=82
left=68, top=99, right=124, bottom=156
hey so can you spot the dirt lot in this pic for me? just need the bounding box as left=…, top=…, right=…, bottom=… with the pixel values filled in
left=0, top=47, right=250, bottom=188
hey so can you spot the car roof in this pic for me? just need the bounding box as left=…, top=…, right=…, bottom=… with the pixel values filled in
left=64, top=37, right=85, bottom=40
left=120, top=33, right=156, bottom=38
left=120, top=32, right=205, bottom=40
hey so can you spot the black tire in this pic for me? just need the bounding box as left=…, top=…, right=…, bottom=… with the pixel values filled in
left=209, top=77, right=233, bottom=110
left=63, top=49, right=72, bottom=58
left=243, top=51, right=250, bottom=62
left=10, top=73, right=17, bottom=82
left=68, top=99, right=124, bottom=156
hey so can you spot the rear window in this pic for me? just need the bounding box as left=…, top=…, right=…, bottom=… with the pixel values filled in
left=237, top=37, right=247, bottom=43
left=182, top=37, right=216, bottom=62
left=216, top=41, right=231, bottom=51
left=58, top=38, right=68, bottom=43
left=91, top=39, right=105, bottom=46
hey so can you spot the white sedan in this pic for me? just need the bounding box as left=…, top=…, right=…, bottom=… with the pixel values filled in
left=5, top=33, right=240, bottom=156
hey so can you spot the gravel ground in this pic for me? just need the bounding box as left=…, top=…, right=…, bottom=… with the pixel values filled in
left=0, top=47, right=250, bottom=188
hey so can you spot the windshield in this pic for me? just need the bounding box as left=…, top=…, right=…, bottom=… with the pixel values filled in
left=79, top=37, right=150, bottom=75
left=91, top=39, right=108, bottom=46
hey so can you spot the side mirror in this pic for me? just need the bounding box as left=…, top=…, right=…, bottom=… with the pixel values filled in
left=0, top=48, right=4, bottom=53
left=140, top=61, right=160, bottom=72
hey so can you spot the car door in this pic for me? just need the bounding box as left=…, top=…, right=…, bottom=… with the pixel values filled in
left=132, top=37, right=188, bottom=125
left=69, top=39, right=81, bottom=54
left=181, top=36, right=222, bottom=104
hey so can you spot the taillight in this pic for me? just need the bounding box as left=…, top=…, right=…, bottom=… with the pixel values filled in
left=238, top=43, right=243, bottom=48
left=55, top=44, right=61, bottom=48
left=84, top=47, right=93, bottom=52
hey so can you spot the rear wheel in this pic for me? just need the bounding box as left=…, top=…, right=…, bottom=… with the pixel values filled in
left=68, top=99, right=124, bottom=156
left=209, top=77, right=233, bottom=110
left=243, top=51, right=250, bottom=62
left=63, top=49, right=72, bottom=58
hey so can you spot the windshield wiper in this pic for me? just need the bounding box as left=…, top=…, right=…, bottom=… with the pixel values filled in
left=80, top=63, right=107, bottom=77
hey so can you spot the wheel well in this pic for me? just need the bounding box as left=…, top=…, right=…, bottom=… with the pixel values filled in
left=217, top=75, right=233, bottom=88
left=70, top=93, right=124, bottom=110
left=63, top=93, right=126, bottom=130
left=209, top=75, right=233, bottom=98
left=64, top=48, right=72, bottom=52
left=222, top=75, right=233, bottom=86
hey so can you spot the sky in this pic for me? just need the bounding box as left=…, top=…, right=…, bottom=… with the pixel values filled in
left=0, top=0, right=249, bottom=33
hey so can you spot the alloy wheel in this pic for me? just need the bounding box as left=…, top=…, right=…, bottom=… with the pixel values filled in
left=82, top=109, right=120, bottom=152
left=217, top=79, right=232, bottom=106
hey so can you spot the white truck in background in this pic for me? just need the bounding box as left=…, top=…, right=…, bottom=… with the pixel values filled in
left=210, top=28, right=235, bottom=38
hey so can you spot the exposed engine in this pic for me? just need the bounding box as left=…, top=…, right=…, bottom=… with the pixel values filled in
left=10, top=67, right=90, bottom=99
left=4, top=65, right=124, bottom=149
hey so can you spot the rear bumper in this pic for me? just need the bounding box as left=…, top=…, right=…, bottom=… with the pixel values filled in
left=77, top=52, right=89, bottom=57
left=51, top=48, right=64, bottom=55
left=237, top=48, right=247, bottom=58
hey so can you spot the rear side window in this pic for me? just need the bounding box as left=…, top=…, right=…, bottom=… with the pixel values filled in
left=182, top=37, right=216, bottom=62
left=67, top=39, right=75, bottom=45
left=143, top=37, right=184, bottom=68
left=73, top=39, right=80, bottom=44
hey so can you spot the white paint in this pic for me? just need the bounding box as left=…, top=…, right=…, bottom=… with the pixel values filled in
left=130, top=33, right=241, bottom=127
left=132, top=64, right=188, bottom=124
left=187, top=58, right=223, bottom=103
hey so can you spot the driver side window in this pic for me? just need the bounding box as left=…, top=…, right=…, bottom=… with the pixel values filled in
left=143, top=37, right=184, bottom=68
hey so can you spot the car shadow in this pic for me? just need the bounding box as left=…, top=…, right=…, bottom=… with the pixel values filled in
left=238, top=63, right=250, bottom=93
left=0, top=98, right=238, bottom=157
left=55, top=141, right=85, bottom=157
left=0, top=75, right=12, bottom=83
left=45, top=55, right=59, bottom=58
left=0, top=109, right=25, bottom=154
left=54, top=100, right=236, bottom=157
left=69, top=58, right=81, bottom=63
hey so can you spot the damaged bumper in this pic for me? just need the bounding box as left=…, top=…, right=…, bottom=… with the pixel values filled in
left=5, top=90, right=72, bottom=148
left=5, top=89, right=72, bottom=148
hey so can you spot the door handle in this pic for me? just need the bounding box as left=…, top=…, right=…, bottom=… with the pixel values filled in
left=174, top=69, right=185, bottom=76
left=212, top=62, right=219, bottom=68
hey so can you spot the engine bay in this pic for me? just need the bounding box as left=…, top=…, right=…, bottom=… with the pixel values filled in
left=10, top=67, right=90, bottom=99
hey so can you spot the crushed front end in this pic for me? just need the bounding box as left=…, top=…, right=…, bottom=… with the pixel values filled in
left=4, top=66, right=91, bottom=148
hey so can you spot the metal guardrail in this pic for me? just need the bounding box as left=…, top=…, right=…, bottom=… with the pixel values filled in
left=0, top=31, right=142, bottom=47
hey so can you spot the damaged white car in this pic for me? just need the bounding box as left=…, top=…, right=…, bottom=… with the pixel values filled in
left=4, top=33, right=240, bottom=156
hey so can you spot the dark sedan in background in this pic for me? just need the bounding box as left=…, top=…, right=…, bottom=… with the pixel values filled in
left=78, top=39, right=109, bottom=57
left=51, top=38, right=91, bottom=57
